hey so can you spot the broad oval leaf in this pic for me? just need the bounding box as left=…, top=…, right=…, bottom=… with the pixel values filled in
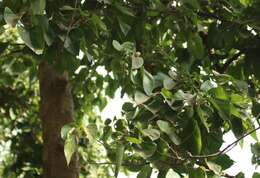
left=132, top=56, right=144, bottom=69
left=112, top=40, right=123, bottom=51
left=157, top=120, right=181, bottom=145
left=142, top=128, right=160, bottom=141
left=166, top=169, right=181, bottom=178
left=143, top=70, right=155, bottom=96
left=134, top=91, right=150, bottom=105
left=64, top=135, right=77, bottom=166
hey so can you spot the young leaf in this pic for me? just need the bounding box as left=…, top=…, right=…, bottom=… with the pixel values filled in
left=112, top=40, right=123, bottom=51
left=126, top=137, right=142, bottom=144
left=64, top=135, right=77, bottom=166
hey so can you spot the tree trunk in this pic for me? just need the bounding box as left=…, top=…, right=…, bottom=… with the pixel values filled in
left=39, top=62, right=78, bottom=178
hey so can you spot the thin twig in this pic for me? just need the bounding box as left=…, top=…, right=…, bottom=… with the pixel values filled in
left=62, top=0, right=78, bottom=52
left=188, top=125, right=260, bottom=159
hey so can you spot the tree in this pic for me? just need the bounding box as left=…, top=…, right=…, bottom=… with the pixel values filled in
left=0, top=0, right=260, bottom=177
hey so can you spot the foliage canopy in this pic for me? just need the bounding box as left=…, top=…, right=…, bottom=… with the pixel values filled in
left=0, top=0, right=260, bottom=177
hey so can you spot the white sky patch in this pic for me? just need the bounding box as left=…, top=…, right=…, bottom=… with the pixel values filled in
left=223, top=131, right=260, bottom=178
left=182, top=42, right=187, bottom=48
left=96, top=66, right=108, bottom=77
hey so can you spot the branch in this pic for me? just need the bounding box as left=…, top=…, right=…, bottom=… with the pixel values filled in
left=188, top=125, right=260, bottom=159
left=87, top=161, right=149, bottom=167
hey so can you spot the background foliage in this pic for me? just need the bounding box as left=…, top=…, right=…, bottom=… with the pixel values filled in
left=0, top=0, right=260, bottom=177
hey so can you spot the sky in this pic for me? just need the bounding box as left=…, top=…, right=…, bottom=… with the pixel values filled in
left=101, top=90, right=260, bottom=178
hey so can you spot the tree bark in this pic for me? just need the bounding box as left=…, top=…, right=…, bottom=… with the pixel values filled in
left=39, top=62, right=78, bottom=178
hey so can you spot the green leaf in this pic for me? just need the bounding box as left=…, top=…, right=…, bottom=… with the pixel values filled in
left=166, top=169, right=181, bottom=178
left=253, top=172, right=260, bottom=178
left=196, top=105, right=210, bottom=132
left=31, top=0, right=46, bottom=15
left=200, top=80, right=217, bottom=92
left=85, top=123, right=98, bottom=142
left=188, top=33, right=204, bottom=59
left=163, top=77, right=175, bottom=90
left=115, top=144, right=125, bottom=177
left=209, top=98, right=229, bottom=121
left=173, top=90, right=190, bottom=100
left=134, top=91, right=150, bottom=105
left=132, top=56, right=144, bottom=69
left=231, top=117, right=245, bottom=139
left=142, top=128, right=160, bottom=141
left=60, top=5, right=75, bottom=11
left=206, top=161, right=222, bottom=175
left=4, top=7, right=19, bottom=26
left=30, top=26, right=45, bottom=53
left=236, top=172, right=245, bottom=178
left=92, top=14, right=107, bottom=31
left=122, top=102, right=135, bottom=112
left=183, top=0, right=201, bottom=9
left=210, top=87, right=228, bottom=100
left=137, top=165, right=152, bottom=178
left=17, top=26, right=33, bottom=51
left=157, top=120, right=181, bottom=145
left=0, top=42, right=9, bottom=55
left=143, top=70, right=155, bottom=96
left=112, top=40, right=123, bottom=51
left=114, top=2, right=135, bottom=17
left=161, top=88, right=173, bottom=99
left=211, top=154, right=234, bottom=170
left=64, top=135, right=77, bottom=166
left=61, top=124, right=74, bottom=140
left=118, top=17, right=131, bottom=36
left=189, top=167, right=206, bottom=178
left=135, top=142, right=157, bottom=159
left=192, top=120, right=202, bottom=154
left=240, top=0, right=252, bottom=7
left=126, top=137, right=142, bottom=144
left=230, top=94, right=250, bottom=108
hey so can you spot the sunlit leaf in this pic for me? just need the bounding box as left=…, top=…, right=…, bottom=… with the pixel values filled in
left=157, top=120, right=181, bottom=145
left=64, top=135, right=77, bottom=166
